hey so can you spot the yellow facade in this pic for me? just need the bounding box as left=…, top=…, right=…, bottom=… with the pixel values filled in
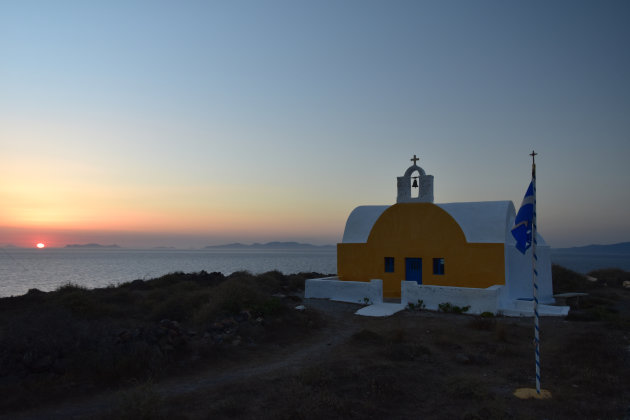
left=337, top=203, right=505, bottom=298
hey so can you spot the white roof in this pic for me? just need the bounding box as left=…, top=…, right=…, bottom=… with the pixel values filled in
left=341, top=206, right=389, bottom=243
left=436, top=201, right=514, bottom=243
left=340, top=201, right=549, bottom=245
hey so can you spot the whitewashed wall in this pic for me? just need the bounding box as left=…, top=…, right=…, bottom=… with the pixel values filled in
left=305, top=278, right=383, bottom=305
left=401, top=281, right=502, bottom=314
left=505, top=242, right=554, bottom=305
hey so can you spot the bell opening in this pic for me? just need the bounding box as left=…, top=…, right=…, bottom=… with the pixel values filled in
left=410, top=171, right=420, bottom=198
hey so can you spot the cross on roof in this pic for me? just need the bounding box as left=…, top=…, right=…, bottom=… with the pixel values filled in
left=530, top=150, right=538, bottom=164
left=411, top=154, right=419, bottom=165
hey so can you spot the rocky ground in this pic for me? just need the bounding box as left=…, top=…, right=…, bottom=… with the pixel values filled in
left=0, top=267, right=629, bottom=419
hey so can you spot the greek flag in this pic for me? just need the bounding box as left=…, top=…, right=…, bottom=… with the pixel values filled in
left=512, top=181, right=534, bottom=254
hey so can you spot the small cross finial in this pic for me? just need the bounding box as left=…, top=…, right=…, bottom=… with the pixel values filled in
left=530, top=150, right=538, bottom=164
left=411, top=154, right=419, bottom=165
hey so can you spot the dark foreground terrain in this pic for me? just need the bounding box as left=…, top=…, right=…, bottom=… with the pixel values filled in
left=1, top=266, right=629, bottom=419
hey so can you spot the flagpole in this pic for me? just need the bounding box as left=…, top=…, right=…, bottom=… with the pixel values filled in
left=530, top=150, right=540, bottom=395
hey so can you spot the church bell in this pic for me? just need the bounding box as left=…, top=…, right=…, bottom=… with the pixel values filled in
left=412, top=178, right=418, bottom=188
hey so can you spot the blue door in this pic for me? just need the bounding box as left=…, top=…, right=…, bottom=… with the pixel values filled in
left=405, top=258, right=422, bottom=284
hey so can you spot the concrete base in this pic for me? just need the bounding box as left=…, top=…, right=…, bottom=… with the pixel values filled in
left=355, top=303, right=406, bottom=317
left=513, top=388, right=552, bottom=399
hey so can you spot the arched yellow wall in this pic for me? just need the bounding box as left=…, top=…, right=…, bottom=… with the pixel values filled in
left=337, top=203, right=505, bottom=298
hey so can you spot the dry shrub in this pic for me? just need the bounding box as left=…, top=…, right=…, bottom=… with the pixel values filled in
left=351, top=328, right=386, bottom=344
left=299, top=365, right=334, bottom=387
left=552, top=264, right=597, bottom=293
left=286, top=274, right=306, bottom=291
left=109, top=381, right=165, bottom=420
left=444, top=374, right=489, bottom=399
left=212, top=396, right=246, bottom=418
left=468, top=316, right=496, bottom=330
left=389, top=328, right=406, bottom=343
left=256, top=270, right=285, bottom=292
left=495, top=323, right=508, bottom=342
left=149, top=290, right=210, bottom=322
left=588, top=268, right=630, bottom=288
left=386, top=342, right=431, bottom=361
left=85, top=341, right=167, bottom=385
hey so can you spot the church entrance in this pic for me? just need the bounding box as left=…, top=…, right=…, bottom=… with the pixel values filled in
left=405, top=258, right=422, bottom=284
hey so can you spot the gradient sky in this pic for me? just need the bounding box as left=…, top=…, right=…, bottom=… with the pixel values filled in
left=1, top=0, right=629, bottom=248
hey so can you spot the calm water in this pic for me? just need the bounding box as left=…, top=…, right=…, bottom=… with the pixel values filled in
left=0, top=248, right=337, bottom=297
left=1, top=248, right=628, bottom=298
left=550, top=252, right=630, bottom=275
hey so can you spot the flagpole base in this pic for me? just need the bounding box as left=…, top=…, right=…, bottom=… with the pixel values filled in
left=513, top=388, right=552, bottom=400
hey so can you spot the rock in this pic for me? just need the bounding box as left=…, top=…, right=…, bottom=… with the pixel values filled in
left=455, top=353, right=471, bottom=364
left=234, top=311, right=251, bottom=322
left=295, top=305, right=306, bottom=311
left=26, top=288, right=45, bottom=296
left=116, top=329, right=132, bottom=344
left=623, top=280, right=630, bottom=289
left=209, top=322, right=224, bottom=333
left=31, top=355, right=54, bottom=373
left=53, top=358, right=69, bottom=374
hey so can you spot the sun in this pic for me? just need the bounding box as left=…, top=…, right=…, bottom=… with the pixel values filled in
left=36, top=243, right=46, bottom=249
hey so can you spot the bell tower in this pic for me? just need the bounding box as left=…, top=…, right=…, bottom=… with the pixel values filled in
left=396, top=154, right=434, bottom=203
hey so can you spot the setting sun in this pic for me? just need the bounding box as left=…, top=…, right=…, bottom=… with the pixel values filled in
left=36, top=243, right=45, bottom=249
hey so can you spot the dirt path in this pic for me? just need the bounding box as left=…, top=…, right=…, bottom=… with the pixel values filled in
left=4, top=300, right=362, bottom=420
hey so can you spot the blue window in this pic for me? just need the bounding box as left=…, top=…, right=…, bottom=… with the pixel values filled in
left=433, top=258, right=445, bottom=275
left=384, top=257, right=395, bottom=273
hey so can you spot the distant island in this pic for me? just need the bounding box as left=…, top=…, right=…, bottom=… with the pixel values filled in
left=205, top=241, right=335, bottom=250
left=552, top=242, right=630, bottom=254
left=65, top=243, right=121, bottom=249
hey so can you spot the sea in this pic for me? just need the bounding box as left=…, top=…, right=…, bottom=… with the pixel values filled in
left=0, top=247, right=628, bottom=298
left=0, top=248, right=337, bottom=298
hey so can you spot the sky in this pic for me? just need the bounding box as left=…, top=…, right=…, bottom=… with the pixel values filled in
left=1, top=0, right=629, bottom=249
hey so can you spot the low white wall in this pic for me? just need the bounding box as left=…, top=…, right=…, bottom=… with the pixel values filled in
left=305, top=278, right=383, bottom=305
left=498, top=299, right=570, bottom=317
left=401, top=281, right=502, bottom=315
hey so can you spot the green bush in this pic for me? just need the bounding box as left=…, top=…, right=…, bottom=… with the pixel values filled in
left=438, top=302, right=470, bottom=314
left=407, top=300, right=425, bottom=311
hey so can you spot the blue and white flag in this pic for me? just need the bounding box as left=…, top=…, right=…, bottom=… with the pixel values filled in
left=512, top=181, right=534, bottom=254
